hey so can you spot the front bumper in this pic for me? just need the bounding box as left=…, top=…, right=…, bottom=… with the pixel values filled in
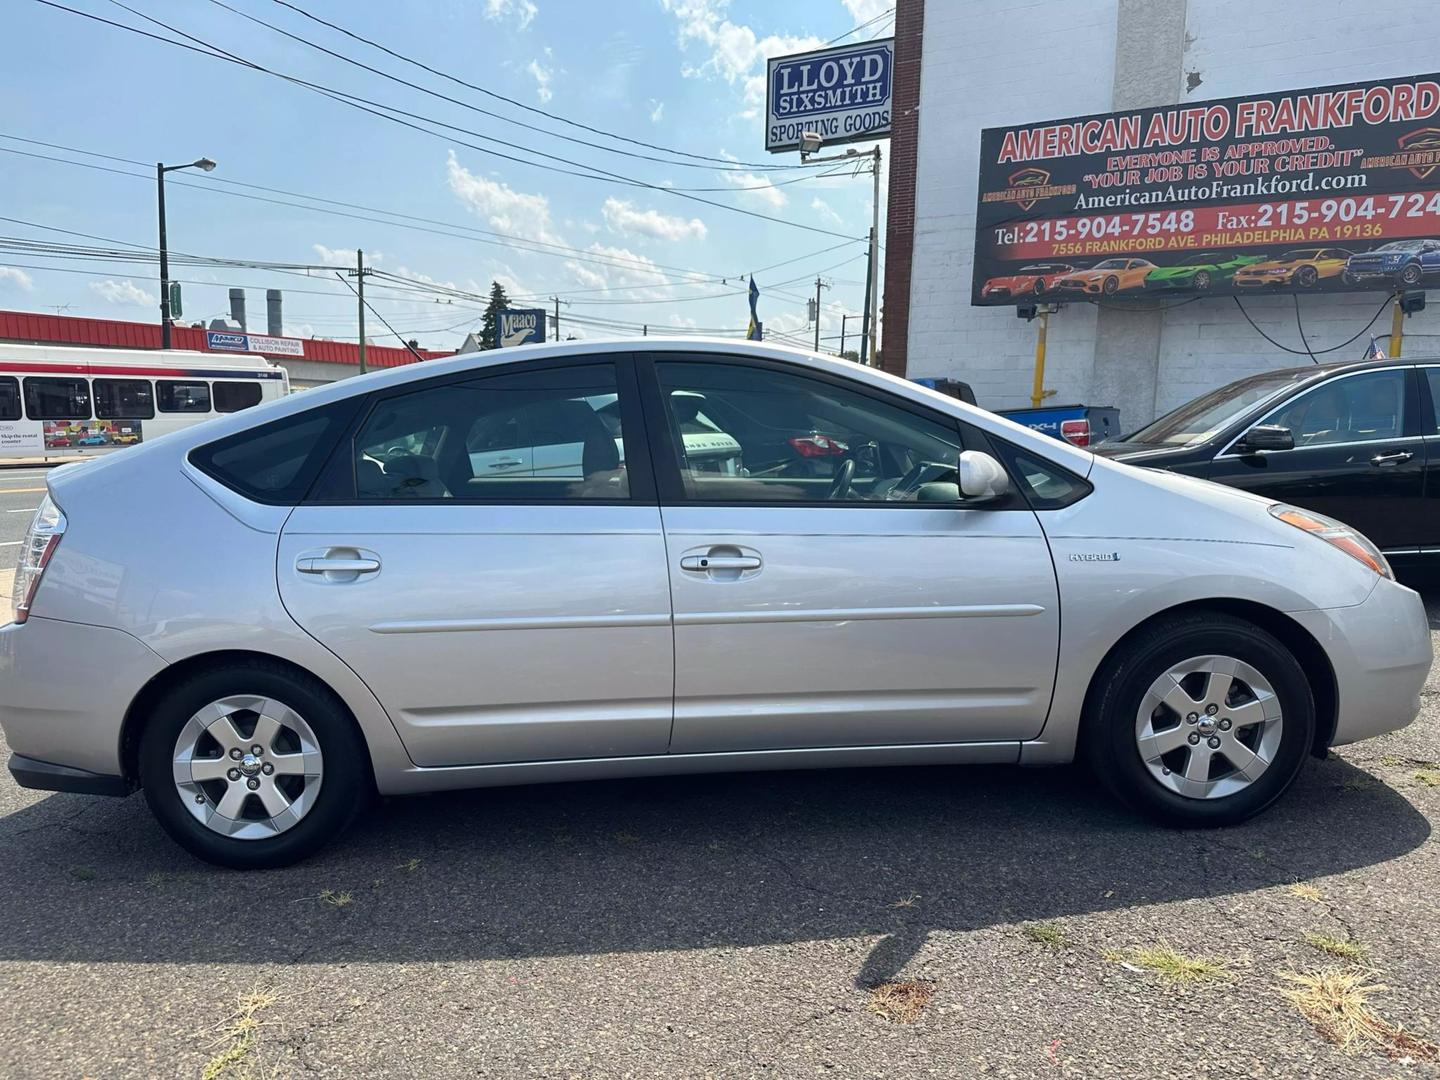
left=1234, top=275, right=1292, bottom=287
left=0, top=615, right=165, bottom=781
left=1290, top=577, right=1432, bottom=747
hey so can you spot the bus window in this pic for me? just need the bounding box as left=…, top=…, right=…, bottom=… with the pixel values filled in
left=158, top=380, right=212, bottom=413
left=94, top=378, right=156, bottom=419
left=213, top=381, right=263, bottom=413
left=0, top=376, right=18, bottom=420
left=24, top=377, right=91, bottom=419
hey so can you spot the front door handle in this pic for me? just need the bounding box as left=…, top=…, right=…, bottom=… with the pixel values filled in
left=298, top=557, right=380, bottom=574
left=488, top=458, right=525, bottom=469
left=680, top=554, right=762, bottom=572
left=1370, top=450, right=1414, bottom=467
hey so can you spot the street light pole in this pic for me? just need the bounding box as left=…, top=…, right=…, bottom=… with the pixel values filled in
left=156, top=157, right=217, bottom=349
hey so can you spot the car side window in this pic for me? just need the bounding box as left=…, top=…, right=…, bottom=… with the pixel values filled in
left=654, top=360, right=964, bottom=504
left=1253, top=370, right=1406, bottom=447
left=1425, top=369, right=1440, bottom=432
left=353, top=363, right=630, bottom=502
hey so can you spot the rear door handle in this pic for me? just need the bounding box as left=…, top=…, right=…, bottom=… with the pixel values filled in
left=1370, top=450, right=1414, bottom=466
left=680, top=555, right=762, bottom=572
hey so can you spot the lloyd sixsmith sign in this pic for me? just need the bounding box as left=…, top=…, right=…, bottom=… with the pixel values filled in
left=496, top=308, right=547, bottom=348
left=765, top=38, right=893, bottom=153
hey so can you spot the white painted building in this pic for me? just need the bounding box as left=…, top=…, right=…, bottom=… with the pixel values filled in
left=881, top=0, right=1440, bottom=428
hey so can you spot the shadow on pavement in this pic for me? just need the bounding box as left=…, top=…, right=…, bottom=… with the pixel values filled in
left=0, top=754, right=1426, bottom=987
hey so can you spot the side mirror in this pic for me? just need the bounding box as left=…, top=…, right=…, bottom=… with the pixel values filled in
left=957, top=450, right=1012, bottom=500
left=1236, top=424, right=1294, bottom=454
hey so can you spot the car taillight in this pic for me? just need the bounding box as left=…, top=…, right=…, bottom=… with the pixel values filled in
left=788, top=434, right=849, bottom=457
left=10, top=494, right=65, bottom=625
left=1060, top=419, right=1091, bottom=447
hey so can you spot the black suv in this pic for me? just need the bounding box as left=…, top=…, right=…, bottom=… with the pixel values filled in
left=1094, top=358, right=1440, bottom=577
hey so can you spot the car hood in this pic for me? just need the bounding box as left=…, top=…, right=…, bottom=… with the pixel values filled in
left=1146, top=266, right=1198, bottom=279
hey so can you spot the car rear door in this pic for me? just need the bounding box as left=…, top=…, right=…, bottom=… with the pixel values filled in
left=1207, top=366, right=1426, bottom=551
left=277, top=354, right=674, bottom=768
left=640, top=353, right=1061, bottom=754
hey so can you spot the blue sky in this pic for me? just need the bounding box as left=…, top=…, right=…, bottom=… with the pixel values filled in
left=2, top=0, right=892, bottom=352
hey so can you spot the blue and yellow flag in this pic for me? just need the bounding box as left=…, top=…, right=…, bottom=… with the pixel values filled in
left=746, top=275, right=762, bottom=340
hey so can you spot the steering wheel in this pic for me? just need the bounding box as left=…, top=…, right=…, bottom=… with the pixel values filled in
left=826, top=457, right=856, bottom=501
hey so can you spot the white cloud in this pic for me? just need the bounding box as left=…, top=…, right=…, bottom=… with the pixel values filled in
left=485, top=0, right=537, bottom=30
left=717, top=162, right=787, bottom=209
left=649, top=99, right=665, bottom=123
left=527, top=57, right=553, bottom=103
left=446, top=151, right=563, bottom=246
left=602, top=197, right=707, bottom=242
left=660, top=0, right=822, bottom=113
left=842, top=0, right=891, bottom=24
left=565, top=243, right=675, bottom=300
left=89, top=279, right=157, bottom=307
left=312, top=244, right=382, bottom=267
left=0, top=266, right=33, bottom=290
left=810, top=197, right=844, bottom=226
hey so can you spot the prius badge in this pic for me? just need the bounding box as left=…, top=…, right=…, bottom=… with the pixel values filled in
left=1069, top=552, right=1120, bottom=562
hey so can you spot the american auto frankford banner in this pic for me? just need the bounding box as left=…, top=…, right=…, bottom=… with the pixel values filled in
left=973, top=72, right=1440, bottom=305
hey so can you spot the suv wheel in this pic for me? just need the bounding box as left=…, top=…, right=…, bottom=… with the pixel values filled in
left=1084, top=612, right=1315, bottom=826
left=138, top=661, right=370, bottom=868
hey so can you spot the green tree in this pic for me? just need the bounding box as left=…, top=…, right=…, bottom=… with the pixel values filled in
left=479, top=280, right=510, bottom=350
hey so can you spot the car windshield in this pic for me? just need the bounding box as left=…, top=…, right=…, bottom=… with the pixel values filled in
left=1182, top=254, right=1219, bottom=265
left=1279, top=250, right=1322, bottom=260
left=1093, top=259, right=1126, bottom=269
left=1122, top=370, right=1311, bottom=447
left=1375, top=240, right=1424, bottom=252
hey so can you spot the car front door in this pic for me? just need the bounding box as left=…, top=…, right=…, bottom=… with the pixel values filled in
left=642, top=355, right=1061, bottom=754
left=1207, top=366, right=1425, bottom=551
left=277, top=355, right=674, bottom=768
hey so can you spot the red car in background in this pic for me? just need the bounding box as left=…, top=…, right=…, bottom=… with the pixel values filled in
left=980, top=262, right=1076, bottom=300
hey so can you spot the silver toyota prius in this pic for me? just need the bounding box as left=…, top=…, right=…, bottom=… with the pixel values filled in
left=1, top=340, right=1430, bottom=867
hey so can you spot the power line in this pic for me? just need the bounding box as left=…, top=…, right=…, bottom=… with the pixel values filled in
left=826, top=6, right=895, bottom=44
left=269, top=0, right=803, bottom=171
left=0, top=137, right=866, bottom=295
left=1232, top=295, right=1391, bottom=357
left=33, top=0, right=858, bottom=240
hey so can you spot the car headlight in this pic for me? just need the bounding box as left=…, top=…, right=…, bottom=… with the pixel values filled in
left=1269, top=503, right=1392, bottom=579
left=10, top=493, right=66, bottom=624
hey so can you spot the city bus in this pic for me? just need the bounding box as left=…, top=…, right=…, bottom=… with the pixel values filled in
left=0, top=343, right=288, bottom=460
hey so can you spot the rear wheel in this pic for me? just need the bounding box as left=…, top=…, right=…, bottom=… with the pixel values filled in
left=1295, top=265, right=1319, bottom=287
left=1103, top=275, right=1120, bottom=295
left=1192, top=270, right=1212, bottom=291
left=1084, top=612, right=1314, bottom=826
left=1401, top=262, right=1423, bottom=286
left=138, top=661, right=370, bottom=868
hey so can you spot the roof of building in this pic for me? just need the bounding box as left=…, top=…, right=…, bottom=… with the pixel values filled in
left=0, top=309, right=453, bottom=368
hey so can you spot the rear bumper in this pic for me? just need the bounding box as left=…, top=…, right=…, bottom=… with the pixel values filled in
left=7, top=753, right=131, bottom=796
left=1290, top=578, right=1433, bottom=747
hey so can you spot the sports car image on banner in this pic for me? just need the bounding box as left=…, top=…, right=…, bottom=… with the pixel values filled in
left=973, top=71, right=1440, bottom=305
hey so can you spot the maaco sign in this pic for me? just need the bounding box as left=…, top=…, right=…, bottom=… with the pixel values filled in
left=766, top=39, right=893, bottom=153
left=497, top=308, right=547, bottom=348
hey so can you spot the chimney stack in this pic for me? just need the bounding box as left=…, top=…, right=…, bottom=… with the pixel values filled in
left=266, top=289, right=283, bottom=336
left=228, top=288, right=247, bottom=332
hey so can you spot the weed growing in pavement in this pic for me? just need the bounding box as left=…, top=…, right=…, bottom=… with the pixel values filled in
left=1304, top=934, right=1367, bottom=962
left=1341, top=776, right=1377, bottom=793
left=1279, top=968, right=1439, bottom=1061
left=201, top=989, right=277, bottom=1080
left=890, top=894, right=921, bottom=909
left=1415, top=769, right=1440, bottom=788
left=1123, top=943, right=1231, bottom=983
left=865, top=980, right=935, bottom=1024
left=395, top=857, right=423, bottom=872
left=1287, top=882, right=1324, bottom=903
left=68, top=866, right=96, bottom=882
left=1021, top=922, right=1068, bottom=948
left=318, top=889, right=353, bottom=908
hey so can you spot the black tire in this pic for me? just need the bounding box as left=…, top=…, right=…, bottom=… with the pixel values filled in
left=1295, top=264, right=1319, bottom=288
left=1401, top=262, right=1423, bottom=286
left=1192, top=270, right=1212, bottom=291
left=1083, top=611, right=1315, bottom=827
left=1103, top=275, right=1120, bottom=295
left=138, top=659, right=371, bottom=869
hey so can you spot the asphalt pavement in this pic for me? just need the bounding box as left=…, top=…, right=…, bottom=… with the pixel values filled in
left=0, top=560, right=1438, bottom=1076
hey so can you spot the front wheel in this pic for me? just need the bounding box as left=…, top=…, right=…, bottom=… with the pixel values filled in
left=1084, top=612, right=1315, bottom=826
left=1401, top=262, right=1423, bottom=286
left=138, top=660, right=371, bottom=868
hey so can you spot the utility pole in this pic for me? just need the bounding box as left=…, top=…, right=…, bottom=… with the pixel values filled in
left=840, top=313, right=849, bottom=357
left=156, top=156, right=216, bottom=349
left=550, top=296, right=562, bottom=342
left=812, top=276, right=829, bottom=351
left=349, top=249, right=374, bottom=374
left=867, top=145, right=881, bottom=367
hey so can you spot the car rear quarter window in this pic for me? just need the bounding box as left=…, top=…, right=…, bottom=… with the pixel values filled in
left=191, top=400, right=361, bottom=505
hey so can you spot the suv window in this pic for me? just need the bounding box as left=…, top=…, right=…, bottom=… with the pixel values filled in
left=352, top=364, right=630, bottom=502
left=655, top=360, right=964, bottom=503
left=191, top=400, right=360, bottom=504
left=93, top=378, right=155, bottom=419
left=1253, top=369, right=1405, bottom=447
left=0, top=376, right=18, bottom=421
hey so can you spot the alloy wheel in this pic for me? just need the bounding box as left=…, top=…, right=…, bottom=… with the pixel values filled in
left=1134, top=654, right=1283, bottom=800
left=172, top=695, right=324, bottom=839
